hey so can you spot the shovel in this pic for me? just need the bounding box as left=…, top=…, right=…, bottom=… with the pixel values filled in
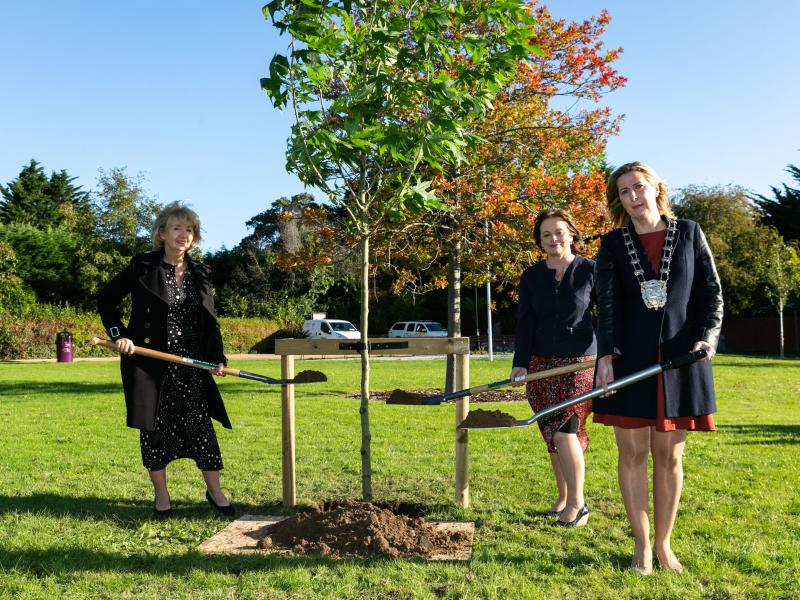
left=387, top=360, right=596, bottom=405
left=90, top=337, right=327, bottom=385
left=458, top=350, right=708, bottom=430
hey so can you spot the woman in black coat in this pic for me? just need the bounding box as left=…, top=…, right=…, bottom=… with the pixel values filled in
left=511, top=209, right=596, bottom=528
left=98, top=201, right=234, bottom=517
left=594, top=162, right=723, bottom=574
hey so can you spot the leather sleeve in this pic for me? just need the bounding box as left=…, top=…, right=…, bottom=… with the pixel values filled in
left=97, top=258, right=136, bottom=340
left=692, top=223, right=724, bottom=348
left=594, top=237, right=621, bottom=358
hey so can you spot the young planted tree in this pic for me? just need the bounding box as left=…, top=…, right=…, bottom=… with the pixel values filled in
left=375, top=4, right=624, bottom=389
left=758, top=231, right=800, bottom=357
left=261, top=0, right=538, bottom=499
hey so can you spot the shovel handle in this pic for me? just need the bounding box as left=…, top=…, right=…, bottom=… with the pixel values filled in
left=461, top=360, right=595, bottom=397
left=90, top=337, right=241, bottom=376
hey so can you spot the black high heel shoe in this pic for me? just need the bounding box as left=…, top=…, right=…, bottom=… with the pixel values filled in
left=206, top=490, right=235, bottom=516
left=553, top=504, right=589, bottom=527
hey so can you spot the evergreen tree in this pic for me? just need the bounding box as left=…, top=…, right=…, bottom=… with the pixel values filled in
left=754, top=164, right=800, bottom=243
left=0, top=159, right=91, bottom=228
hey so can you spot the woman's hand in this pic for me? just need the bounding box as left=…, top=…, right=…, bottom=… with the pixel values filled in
left=211, top=363, right=226, bottom=377
left=692, top=340, right=715, bottom=361
left=115, top=338, right=135, bottom=355
left=596, top=355, right=615, bottom=396
left=510, top=367, right=528, bottom=387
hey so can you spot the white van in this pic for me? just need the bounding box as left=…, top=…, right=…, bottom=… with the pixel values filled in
left=387, top=321, right=448, bottom=337
left=301, top=319, right=360, bottom=340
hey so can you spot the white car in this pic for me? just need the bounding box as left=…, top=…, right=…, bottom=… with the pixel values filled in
left=387, top=321, right=448, bottom=337
left=301, top=319, right=360, bottom=340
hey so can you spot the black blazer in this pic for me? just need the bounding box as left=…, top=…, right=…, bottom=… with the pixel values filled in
left=97, top=250, right=231, bottom=431
left=593, top=219, right=723, bottom=419
left=512, top=254, right=597, bottom=368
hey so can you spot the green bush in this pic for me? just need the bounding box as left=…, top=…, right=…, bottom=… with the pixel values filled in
left=0, top=304, right=288, bottom=359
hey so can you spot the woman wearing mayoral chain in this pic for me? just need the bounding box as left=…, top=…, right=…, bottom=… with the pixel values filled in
left=593, top=162, right=723, bottom=574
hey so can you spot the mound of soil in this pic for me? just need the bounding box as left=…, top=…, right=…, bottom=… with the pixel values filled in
left=292, top=370, right=327, bottom=384
left=353, top=389, right=526, bottom=403
left=457, top=408, right=520, bottom=429
left=256, top=500, right=469, bottom=559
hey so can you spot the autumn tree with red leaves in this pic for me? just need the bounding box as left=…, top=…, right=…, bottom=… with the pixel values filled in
left=376, top=3, right=625, bottom=390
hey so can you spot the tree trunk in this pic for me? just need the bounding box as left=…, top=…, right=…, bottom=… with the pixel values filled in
left=445, top=238, right=462, bottom=394
left=359, top=234, right=373, bottom=500
left=778, top=298, right=785, bottom=359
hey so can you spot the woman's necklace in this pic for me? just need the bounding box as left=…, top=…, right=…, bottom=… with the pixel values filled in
left=622, top=219, right=677, bottom=309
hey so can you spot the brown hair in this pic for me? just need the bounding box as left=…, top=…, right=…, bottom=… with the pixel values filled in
left=605, top=161, right=675, bottom=228
left=151, top=201, right=201, bottom=250
left=533, top=208, right=582, bottom=254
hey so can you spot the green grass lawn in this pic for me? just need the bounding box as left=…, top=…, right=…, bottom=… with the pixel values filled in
left=0, top=355, right=798, bottom=599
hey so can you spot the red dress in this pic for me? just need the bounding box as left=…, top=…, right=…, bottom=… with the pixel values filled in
left=527, top=355, right=595, bottom=452
left=593, top=229, right=715, bottom=432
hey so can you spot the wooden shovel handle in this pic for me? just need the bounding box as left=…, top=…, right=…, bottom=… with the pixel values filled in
left=90, top=337, right=241, bottom=376
left=468, top=360, right=595, bottom=395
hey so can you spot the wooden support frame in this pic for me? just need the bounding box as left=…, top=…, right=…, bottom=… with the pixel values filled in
left=274, top=337, right=472, bottom=508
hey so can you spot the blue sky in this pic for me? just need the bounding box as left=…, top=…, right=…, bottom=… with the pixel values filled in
left=2, top=1, right=798, bottom=251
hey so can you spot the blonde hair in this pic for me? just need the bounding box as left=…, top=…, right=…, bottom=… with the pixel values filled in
left=533, top=208, right=583, bottom=254
left=605, top=162, right=675, bottom=228
left=151, top=201, right=201, bottom=250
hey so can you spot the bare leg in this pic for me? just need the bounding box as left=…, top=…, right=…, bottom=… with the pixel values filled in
left=149, top=469, right=170, bottom=511
left=548, top=452, right=567, bottom=514
left=614, top=426, right=653, bottom=575
left=652, top=429, right=687, bottom=573
left=202, top=470, right=230, bottom=507
left=553, top=432, right=585, bottom=523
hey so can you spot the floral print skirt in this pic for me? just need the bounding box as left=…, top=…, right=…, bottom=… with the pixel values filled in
left=526, top=355, right=595, bottom=454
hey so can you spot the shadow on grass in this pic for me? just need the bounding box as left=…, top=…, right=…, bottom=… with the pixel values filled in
left=0, top=493, right=451, bottom=524
left=0, top=546, right=350, bottom=576
left=0, top=381, right=122, bottom=397
left=717, top=424, right=800, bottom=445
left=0, top=493, right=294, bottom=526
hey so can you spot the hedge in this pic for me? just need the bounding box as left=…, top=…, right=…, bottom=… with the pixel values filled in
left=0, top=307, right=297, bottom=360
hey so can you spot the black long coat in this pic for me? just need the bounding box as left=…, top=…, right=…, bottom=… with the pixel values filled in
left=97, top=250, right=231, bottom=431
left=593, top=219, right=723, bottom=419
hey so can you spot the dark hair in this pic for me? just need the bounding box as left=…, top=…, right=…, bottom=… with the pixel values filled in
left=532, top=209, right=582, bottom=254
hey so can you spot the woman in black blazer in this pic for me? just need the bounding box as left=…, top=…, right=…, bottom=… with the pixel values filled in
left=594, top=162, right=723, bottom=574
left=511, top=209, right=596, bottom=528
left=98, top=201, right=234, bottom=517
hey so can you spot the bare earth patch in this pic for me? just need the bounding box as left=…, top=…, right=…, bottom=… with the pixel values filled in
left=256, top=500, right=471, bottom=559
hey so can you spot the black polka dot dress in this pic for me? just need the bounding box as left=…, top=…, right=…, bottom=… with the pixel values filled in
left=140, top=264, right=223, bottom=472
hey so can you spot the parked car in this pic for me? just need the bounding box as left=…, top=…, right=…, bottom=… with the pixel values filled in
left=387, top=321, right=448, bottom=337
left=301, top=318, right=360, bottom=340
